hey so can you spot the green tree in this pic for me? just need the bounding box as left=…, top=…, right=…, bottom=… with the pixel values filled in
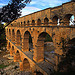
left=51, top=38, right=75, bottom=75
left=0, top=0, right=31, bottom=36
left=0, top=0, right=31, bottom=50
left=0, top=23, right=6, bottom=50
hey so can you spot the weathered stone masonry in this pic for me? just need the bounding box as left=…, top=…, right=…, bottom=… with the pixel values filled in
left=6, top=1, right=75, bottom=75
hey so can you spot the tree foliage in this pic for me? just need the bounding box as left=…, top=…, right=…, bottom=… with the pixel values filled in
left=0, top=0, right=31, bottom=23
left=0, top=23, right=6, bottom=50
left=0, top=0, right=31, bottom=49
left=51, top=38, right=75, bottom=75
left=0, top=0, right=31, bottom=36
left=58, top=38, right=75, bottom=75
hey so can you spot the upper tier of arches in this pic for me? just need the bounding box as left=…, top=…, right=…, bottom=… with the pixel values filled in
left=9, top=1, right=75, bottom=27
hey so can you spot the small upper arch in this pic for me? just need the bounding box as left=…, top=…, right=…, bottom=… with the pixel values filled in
left=44, top=17, right=49, bottom=25
left=37, top=19, right=41, bottom=26
left=27, top=20, right=30, bottom=26
left=16, top=50, right=20, bottom=53
left=32, top=20, right=35, bottom=26
left=9, top=29, right=11, bottom=34
left=16, top=30, right=21, bottom=35
left=63, top=14, right=74, bottom=25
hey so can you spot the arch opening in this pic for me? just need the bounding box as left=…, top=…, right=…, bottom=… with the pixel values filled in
left=14, top=50, right=21, bottom=62
left=16, top=30, right=22, bottom=46
left=44, top=17, right=49, bottom=25
left=12, top=46, right=14, bottom=50
left=21, top=22, right=24, bottom=26
left=12, top=29, right=15, bottom=42
left=63, top=14, right=74, bottom=26
left=21, top=22, right=22, bottom=25
left=36, top=32, right=55, bottom=62
left=23, top=58, right=30, bottom=71
left=52, top=16, right=59, bottom=26
left=27, top=20, right=30, bottom=26
left=10, top=46, right=15, bottom=56
left=32, top=20, right=35, bottom=26
left=9, top=29, right=11, bottom=39
left=37, top=19, right=41, bottom=26
left=24, top=21, right=26, bottom=26
left=16, top=50, right=19, bottom=53
left=23, top=31, right=33, bottom=52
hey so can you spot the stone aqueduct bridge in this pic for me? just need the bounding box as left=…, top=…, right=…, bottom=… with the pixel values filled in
left=6, top=1, right=75, bottom=75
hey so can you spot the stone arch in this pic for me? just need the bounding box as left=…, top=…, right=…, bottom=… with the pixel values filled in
left=44, top=17, right=49, bottom=25
left=24, top=21, right=25, bottom=24
left=37, top=19, right=41, bottom=26
left=22, top=31, right=33, bottom=51
left=21, top=22, right=22, bottom=25
left=12, top=29, right=15, bottom=42
left=27, top=20, right=30, bottom=26
left=52, top=15, right=59, bottom=26
left=16, top=30, right=22, bottom=46
left=23, top=58, right=30, bottom=71
left=12, top=46, right=14, bottom=50
left=63, top=14, right=74, bottom=26
left=24, top=21, right=26, bottom=26
left=14, top=50, right=21, bottom=62
left=32, top=20, right=35, bottom=26
left=10, top=46, right=15, bottom=56
left=21, top=22, right=24, bottom=26
left=34, top=32, right=54, bottom=62
left=9, top=29, right=11, bottom=39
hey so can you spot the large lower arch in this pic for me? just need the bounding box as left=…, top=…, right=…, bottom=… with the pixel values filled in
left=12, top=46, right=15, bottom=55
left=16, top=30, right=22, bottom=46
left=10, top=46, right=15, bottom=56
left=9, top=29, right=11, bottom=39
left=33, top=32, right=54, bottom=62
left=22, top=31, right=33, bottom=52
left=23, top=58, right=30, bottom=71
left=12, top=29, right=15, bottom=42
left=14, top=50, right=21, bottom=62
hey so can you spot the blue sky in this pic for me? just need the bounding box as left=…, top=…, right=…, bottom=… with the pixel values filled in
left=0, top=0, right=70, bottom=16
